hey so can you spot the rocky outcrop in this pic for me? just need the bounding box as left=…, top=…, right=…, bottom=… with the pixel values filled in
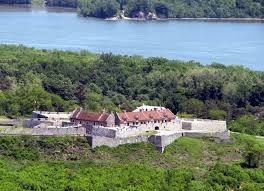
left=146, top=12, right=158, bottom=20
left=131, top=11, right=158, bottom=20
left=106, top=10, right=159, bottom=21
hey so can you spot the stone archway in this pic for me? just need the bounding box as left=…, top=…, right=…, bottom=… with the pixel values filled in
left=155, top=126, right=159, bottom=130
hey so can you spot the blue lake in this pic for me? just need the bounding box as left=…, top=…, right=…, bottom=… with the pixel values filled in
left=0, top=6, right=264, bottom=70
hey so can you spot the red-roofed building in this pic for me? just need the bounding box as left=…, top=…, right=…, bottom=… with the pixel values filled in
left=115, top=109, right=176, bottom=130
left=70, top=107, right=178, bottom=134
left=70, top=108, right=115, bottom=127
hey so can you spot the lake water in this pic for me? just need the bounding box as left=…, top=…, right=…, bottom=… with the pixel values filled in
left=0, top=6, right=264, bottom=71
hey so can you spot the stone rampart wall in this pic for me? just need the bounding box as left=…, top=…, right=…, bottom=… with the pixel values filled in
left=185, top=130, right=230, bottom=140
left=148, top=132, right=183, bottom=152
left=88, top=135, right=149, bottom=149
left=91, top=126, right=117, bottom=138
left=23, top=119, right=63, bottom=128
left=181, top=118, right=227, bottom=132
left=31, top=127, right=86, bottom=136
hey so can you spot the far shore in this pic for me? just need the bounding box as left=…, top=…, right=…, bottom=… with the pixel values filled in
left=0, top=4, right=264, bottom=22
left=166, top=17, right=264, bottom=22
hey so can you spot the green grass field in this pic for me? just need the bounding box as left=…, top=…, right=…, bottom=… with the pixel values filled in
left=0, top=132, right=263, bottom=190
left=0, top=116, right=11, bottom=121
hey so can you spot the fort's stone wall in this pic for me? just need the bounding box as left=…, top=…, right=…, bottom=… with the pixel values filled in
left=88, top=135, right=149, bottom=149
left=89, top=130, right=230, bottom=152
left=91, top=126, right=117, bottom=138
left=88, top=119, right=182, bottom=139
left=116, top=120, right=182, bottom=138
left=22, top=119, right=66, bottom=128
left=148, top=132, right=183, bottom=152
left=148, top=130, right=230, bottom=152
left=31, top=127, right=86, bottom=136
left=181, top=118, right=227, bottom=132
left=184, top=130, right=230, bottom=140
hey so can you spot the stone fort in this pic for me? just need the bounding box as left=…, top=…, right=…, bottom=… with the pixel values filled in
left=23, top=104, right=230, bottom=152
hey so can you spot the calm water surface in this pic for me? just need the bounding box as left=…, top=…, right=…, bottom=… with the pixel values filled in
left=0, top=6, right=264, bottom=70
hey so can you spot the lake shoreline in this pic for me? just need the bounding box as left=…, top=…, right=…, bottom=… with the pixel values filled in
left=0, top=5, right=263, bottom=71
left=0, top=4, right=264, bottom=22
left=106, top=16, right=264, bottom=23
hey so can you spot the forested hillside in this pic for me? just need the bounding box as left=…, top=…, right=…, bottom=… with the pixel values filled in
left=78, top=0, right=264, bottom=18
left=0, top=133, right=263, bottom=190
left=45, top=0, right=77, bottom=8
left=0, top=45, right=263, bottom=125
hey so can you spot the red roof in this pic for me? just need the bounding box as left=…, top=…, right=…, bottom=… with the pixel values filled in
left=71, top=109, right=110, bottom=122
left=116, top=109, right=175, bottom=123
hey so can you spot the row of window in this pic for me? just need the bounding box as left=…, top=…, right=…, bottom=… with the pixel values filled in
left=127, top=120, right=171, bottom=126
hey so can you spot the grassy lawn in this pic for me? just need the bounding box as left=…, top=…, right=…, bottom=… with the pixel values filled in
left=231, top=132, right=264, bottom=144
left=0, top=116, right=11, bottom=121
left=0, top=126, right=11, bottom=129
left=256, top=136, right=264, bottom=144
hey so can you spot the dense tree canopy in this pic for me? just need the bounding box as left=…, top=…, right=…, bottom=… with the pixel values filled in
left=0, top=45, right=264, bottom=123
left=78, top=0, right=264, bottom=18
left=229, top=115, right=264, bottom=136
left=0, top=134, right=263, bottom=190
left=45, top=0, right=78, bottom=8
left=78, top=0, right=119, bottom=18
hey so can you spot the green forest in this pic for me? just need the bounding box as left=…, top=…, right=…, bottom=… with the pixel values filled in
left=1, top=0, right=264, bottom=18
left=78, top=0, right=264, bottom=18
left=0, top=133, right=263, bottom=190
left=0, top=45, right=264, bottom=135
